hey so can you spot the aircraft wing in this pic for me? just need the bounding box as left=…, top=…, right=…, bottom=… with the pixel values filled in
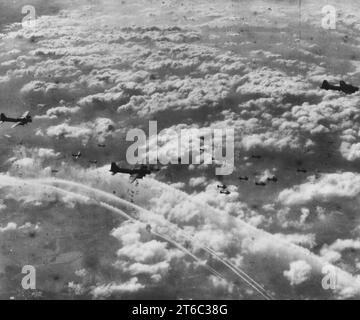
left=115, top=168, right=134, bottom=174
left=11, top=122, right=22, bottom=129
left=130, top=174, right=142, bottom=184
left=21, top=111, right=30, bottom=119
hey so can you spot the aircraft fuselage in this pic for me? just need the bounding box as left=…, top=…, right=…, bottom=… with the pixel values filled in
left=1, top=114, right=32, bottom=125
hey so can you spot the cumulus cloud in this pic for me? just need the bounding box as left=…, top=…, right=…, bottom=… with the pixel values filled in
left=0, top=0, right=360, bottom=300
left=278, top=172, right=360, bottom=206
left=284, top=260, right=312, bottom=286
left=44, top=118, right=115, bottom=144
left=91, top=277, right=145, bottom=299
left=0, top=222, right=17, bottom=233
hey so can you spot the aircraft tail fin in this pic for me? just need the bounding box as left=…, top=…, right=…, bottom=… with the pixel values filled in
left=0, top=113, right=6, bottom=122
left=110, top=162, right=120, bottom=175
left=321, top=80, right=330, bottom=90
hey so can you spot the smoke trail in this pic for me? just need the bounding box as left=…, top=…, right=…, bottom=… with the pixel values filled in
left=0, top=175, right=228, bottom=285
left=157, top=223, right=273, bottom=299
left=35, top=176, right=360, bottom=296
left=167, top=227, right=273, bottom=299
left=203, top=246, right=273, bottom=300
left=151, top=230, right=228, bottom=284
left=100, top=201, right=229, bottom=283
left=148, top=179, right=360, bottom=295
left=7, top=175, right=360, bottom=297
left=32, top=177, right=273, bottom=299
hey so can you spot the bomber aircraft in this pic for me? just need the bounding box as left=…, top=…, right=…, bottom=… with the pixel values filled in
left=0, top=111, right=32, bottom=128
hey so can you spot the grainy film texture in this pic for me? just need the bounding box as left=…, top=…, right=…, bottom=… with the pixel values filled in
left=0, top=0, right=359, bottom=300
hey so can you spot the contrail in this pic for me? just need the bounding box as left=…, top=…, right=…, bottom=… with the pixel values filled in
left=0, top=176, right=228, bottom=284
left=168, top=226, right=273, bottom=300
left=203, top=246, right=272, bottom=300
left=151, top=230, right=228, bottom=284
left=143, top=178, right=360, bottom=297
left=5, top=175, right=360, bottom=297
left=99, top=202, right=228, bottom=283
left=32, top=177, right=273, bottom=299
left=35, top=177, right=159, bottom=219
left=34, top=176, right=360, bottom=297
left=159, top=224, right=273, bottom=300
left=99, top=201, right=227, bottom=284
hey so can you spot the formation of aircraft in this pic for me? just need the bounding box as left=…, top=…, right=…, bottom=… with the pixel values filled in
left=321, top=80, right=359, bottom=94
left=0, top=111, right=32, bottom=128
left=217, top=184, right=231, bottom=195
left=110, top=162, right=158, bottom=183
left=238, top=171, right=278, bottom=186
left=0, top=109, right=161, bottom=187
left=0, top=105, right=327, bottom=205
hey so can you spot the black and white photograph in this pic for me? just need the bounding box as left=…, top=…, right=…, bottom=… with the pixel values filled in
left=0, top=0, right=360, bottom=303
